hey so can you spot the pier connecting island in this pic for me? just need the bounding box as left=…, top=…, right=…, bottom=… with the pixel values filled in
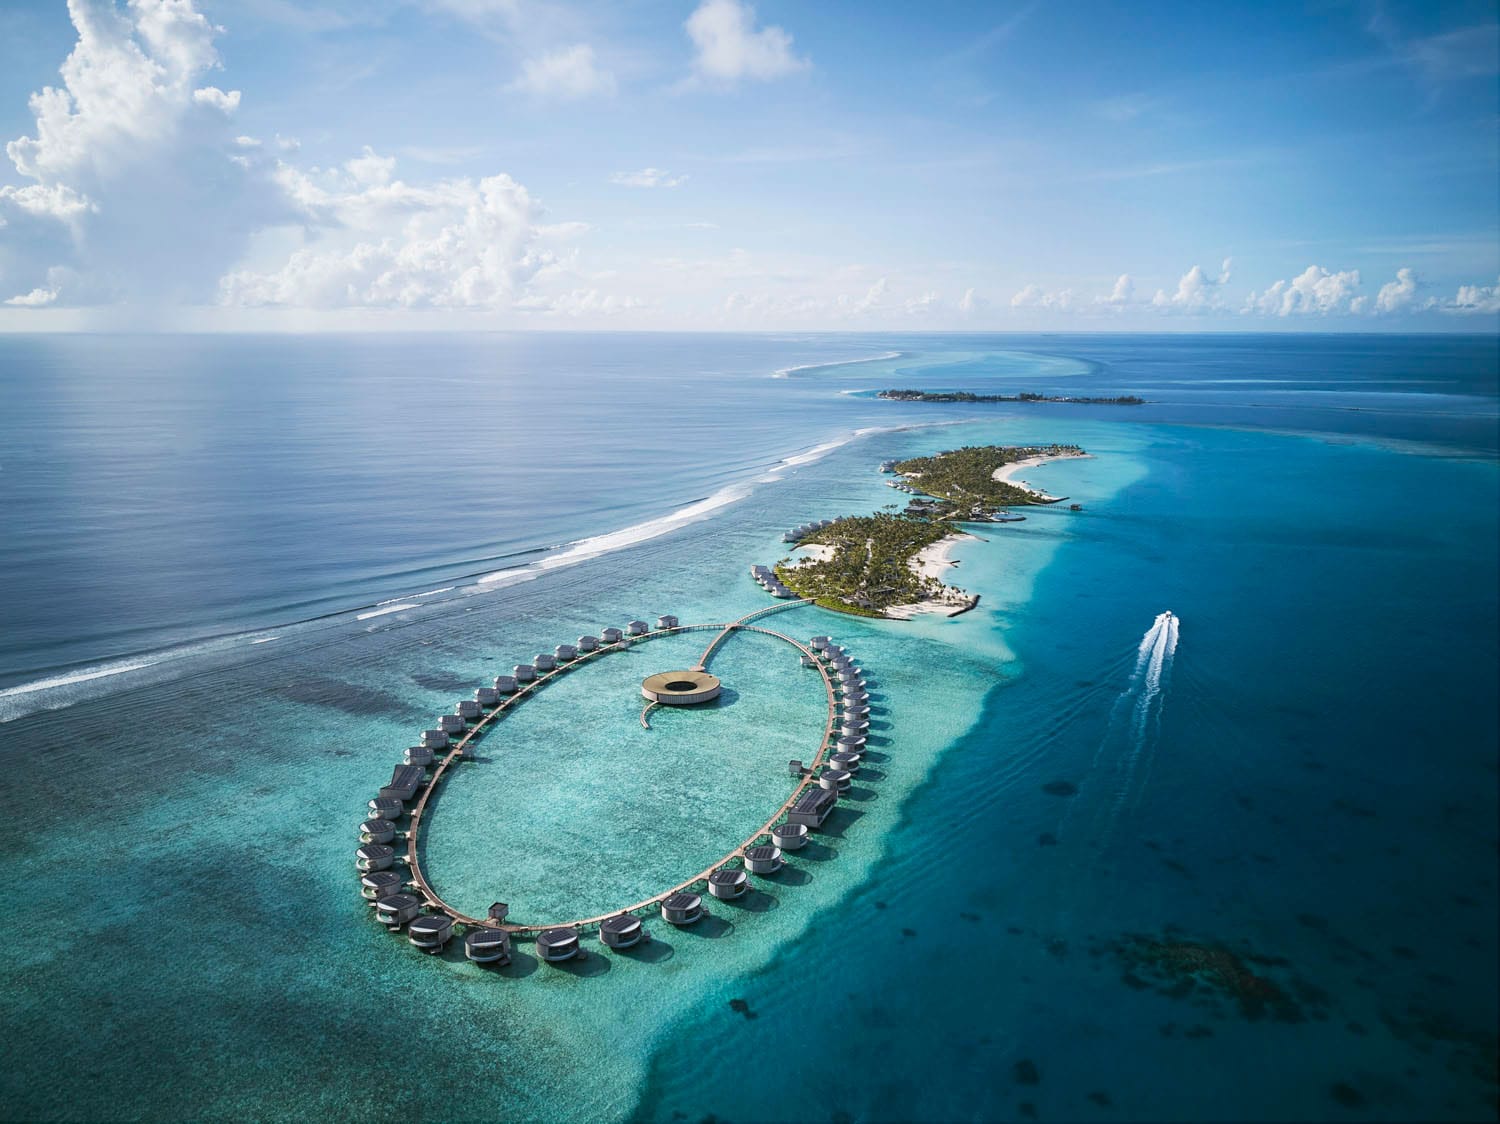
left=356, top=601, right=880, bottom=971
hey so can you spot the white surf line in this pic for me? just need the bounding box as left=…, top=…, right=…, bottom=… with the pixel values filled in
left=356, top=602, right=420, bottom=620
left=772, top=351, right=903, bottom=378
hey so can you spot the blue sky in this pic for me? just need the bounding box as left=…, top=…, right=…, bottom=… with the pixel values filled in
left=0, top=0, right=1496, bottom=330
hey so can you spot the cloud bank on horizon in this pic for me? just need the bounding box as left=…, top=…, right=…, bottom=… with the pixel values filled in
left=0, top=0, right=1495, bottom=329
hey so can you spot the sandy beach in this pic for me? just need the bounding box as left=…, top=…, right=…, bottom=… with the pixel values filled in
left=991, top=451, right=1091, bottom=501
left=885, top=532, right=980, bottom=619
left=792, top=542, right=834, bottom=563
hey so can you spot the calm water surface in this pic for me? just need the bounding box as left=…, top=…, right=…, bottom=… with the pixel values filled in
left=0, top=332, right=1494, bottom=1122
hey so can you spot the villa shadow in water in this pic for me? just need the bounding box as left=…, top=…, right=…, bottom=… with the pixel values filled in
left=614, top=937, right=675, bottom=964
left=720, top=889, right=779, bottom=913
left=544, top=949, right=612, bottom=978
left=765, top=865, right=812, bottom=887
left=680, top=914, right=734, bottom=939
left=819, top=806, right=866, bottom=837
left=797, top=840, right=838, bottom=862
left=494, top=951, right=541, bottom=979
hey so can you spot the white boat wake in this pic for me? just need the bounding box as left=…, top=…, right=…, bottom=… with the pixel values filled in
left=1101, top=610, right=1180, bottom=838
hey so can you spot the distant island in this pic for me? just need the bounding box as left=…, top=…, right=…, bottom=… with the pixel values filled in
left=773, top=444, right=1088, bottom=618
left=879, top=389, right=1145, bottom=405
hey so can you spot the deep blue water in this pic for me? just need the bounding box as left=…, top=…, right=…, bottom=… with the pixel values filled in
left=0, top=332, right=1494, bottom=1121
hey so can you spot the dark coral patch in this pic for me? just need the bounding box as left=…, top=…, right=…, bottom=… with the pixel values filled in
left=1330, top=1082, right=1367, bottom=1109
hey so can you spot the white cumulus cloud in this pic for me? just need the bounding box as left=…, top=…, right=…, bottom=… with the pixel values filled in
left=1442, top=277, right=1500, bottom=314
left=1243, top=265, right=1363, bottom=316
left=508, top=44, right=616, bottom=100
left=1098, top=273, right=1135, bottom=306
left=1011, top=283, right=1076, bottom=311
left=3, top=0, right=591, bottom=318
left=1153, top=258, right=1232, bottom=312
left=685, top=0, right=809, bottom=84
left=191, top=85, right=239, bottom=111
left=1, top=0, right=285, bottom=306
left=609, top=168, right=688, bottom=188
left=1375, top=267, right=1419, bottom=314
left=221, top=160, right=555, bottom=309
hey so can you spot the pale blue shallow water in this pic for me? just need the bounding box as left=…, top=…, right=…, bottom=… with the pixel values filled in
left=0, top=333, right=1495, bottom=1122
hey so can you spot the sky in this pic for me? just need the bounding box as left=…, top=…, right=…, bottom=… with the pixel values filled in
left=0, top=0, right=1496, bottom=331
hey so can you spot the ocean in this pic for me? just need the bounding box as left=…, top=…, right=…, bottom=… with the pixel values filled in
left=0, top=332, right=1495, bottom=1122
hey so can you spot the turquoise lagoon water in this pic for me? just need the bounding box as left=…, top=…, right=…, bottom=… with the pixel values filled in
left=0, top=334, right=1495, bottom=1122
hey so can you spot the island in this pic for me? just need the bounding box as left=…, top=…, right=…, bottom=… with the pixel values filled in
left=878, top=389, right=1144, bottom=405
left=889, top=443, right=1088, bottom=517
left=771, top=444, right=1088, bottom=619
left=775, top=512, right=968, bottom=618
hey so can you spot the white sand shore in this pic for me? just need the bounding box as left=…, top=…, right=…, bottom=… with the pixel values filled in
left=885, top=532, right=981, bottom=619
left=913, top=532, right=974, bottom=581
left=991, top=451, right=1091, bottom=501
left=793, top=543, right=834, bottom=564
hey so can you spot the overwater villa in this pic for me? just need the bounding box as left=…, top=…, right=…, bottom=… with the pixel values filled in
left=536, top=927, right=582, bottom=962
left=408, top=913, right=454, bottom=953
left=772, top=822, right=809, bottom=850
left=661, top=891, right=705, bottom=925
left=707, top=868, right=749, bottom=899
left=600, top=914, right=647, bottom=949
left=464, top=927, right=512, bottom=964
left=376, top=893, right=421, bottom=927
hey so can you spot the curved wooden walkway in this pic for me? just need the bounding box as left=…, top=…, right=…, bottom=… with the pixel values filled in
left=402, top=600, right=842, bottom=936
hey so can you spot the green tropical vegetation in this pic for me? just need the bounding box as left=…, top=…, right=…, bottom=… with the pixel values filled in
left=893, top=444, right=1085, bottom=515
left=775, top=513, right=958, bottom=615
left=879, top=389, right=1144, bottom=405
